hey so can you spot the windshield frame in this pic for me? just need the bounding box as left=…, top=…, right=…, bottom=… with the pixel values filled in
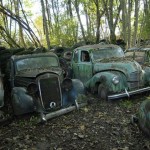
left=91, top=47, right=125, bottom=61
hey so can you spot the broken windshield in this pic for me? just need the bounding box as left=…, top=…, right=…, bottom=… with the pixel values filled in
left=92, top=47, right=125, bottom=60
left=16, top=56, right=59, bottom=72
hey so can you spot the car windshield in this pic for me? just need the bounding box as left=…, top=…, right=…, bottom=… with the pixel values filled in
left=92, top=47, right=125, bottom=60
left=125, top=51, right=145, bottom=57
left=125, top=51, right=147, bottom=63
left=16, top=56, right=59, bottom=71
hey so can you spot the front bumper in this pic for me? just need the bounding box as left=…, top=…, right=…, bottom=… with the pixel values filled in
left=108, top=87, right=150, bottom=100
left=39, top=101, right=87, bottom=123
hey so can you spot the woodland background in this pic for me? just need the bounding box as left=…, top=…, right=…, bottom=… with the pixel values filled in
left=0, top=0, right=150, bottom=50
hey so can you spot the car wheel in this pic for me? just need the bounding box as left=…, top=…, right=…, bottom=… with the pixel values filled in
left=98, top=84, right=108, bottom=101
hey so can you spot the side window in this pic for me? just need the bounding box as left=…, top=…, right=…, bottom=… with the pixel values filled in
left=81, top=51, right=90, bottom=62
left=73, top=50, right=79, bottom=63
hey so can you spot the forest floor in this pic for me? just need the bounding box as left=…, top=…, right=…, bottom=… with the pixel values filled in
left=0, top=94, right=150, bottom=150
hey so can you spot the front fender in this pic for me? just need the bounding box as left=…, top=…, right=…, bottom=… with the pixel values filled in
left=144, top=67, right=150, bottom=86
left=11, top=87, right=35, bottom=115
left=85, top=72, right=127, bottom=93
left=62, top=78, right=85, bottom=107
left=72, top=79, right=85, bottom=95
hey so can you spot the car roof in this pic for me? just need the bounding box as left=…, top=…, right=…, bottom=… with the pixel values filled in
left=74, top=44, right=121, bottom=51
left=11, top=52, right=58, bottom=61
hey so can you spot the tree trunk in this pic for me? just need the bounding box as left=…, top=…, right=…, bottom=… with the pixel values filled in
left=74, top=0, right=86, bottom=42
left=14, top=0, right=26, bottom=48
left=45, top=0, right=53, bottom=34
left=40, top=0, right=51, bottom=49
left=132, top=0, right=139, bottom=46
left=120, top=0, right=127, bottom=42
left=94, top=0, right=101, bottom=43
left=102, top=0, right=120, bottom=44
left=127, top=0, right=132, bottom=48
left=67, top=0, right=73, bottom=18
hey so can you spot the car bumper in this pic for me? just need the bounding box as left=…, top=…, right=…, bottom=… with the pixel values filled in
left=108, top=87, right=150, bottom=100
left=39, top=102, right=87, bottom=123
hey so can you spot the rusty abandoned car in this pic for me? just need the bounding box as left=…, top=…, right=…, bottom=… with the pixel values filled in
left=0, top=52, right=85, bottom=122
left=125, top=46, right=150, bottom=66
left=131, top=98, right=150, bottom=137
left=71, top=44, right=150, bottom=100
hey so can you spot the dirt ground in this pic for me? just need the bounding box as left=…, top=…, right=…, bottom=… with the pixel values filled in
left=0, top=94, right=150, bottom=150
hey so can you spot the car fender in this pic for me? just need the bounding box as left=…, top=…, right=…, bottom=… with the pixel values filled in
left=11, top=87, right=35, bottom=115
left=85, top=72, right=127, bottom=93
left=138, top=99, right=150, bottom=136
left=61, top=78, right=85, bottom=106
left=144, top=67, right=150, bottom=86
left=72, top=79, right=85, bottom=95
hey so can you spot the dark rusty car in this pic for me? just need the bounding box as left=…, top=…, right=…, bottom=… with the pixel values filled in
left=4, top=52, right=85, bottom=122
left=71, top=44, right=150, bottom=100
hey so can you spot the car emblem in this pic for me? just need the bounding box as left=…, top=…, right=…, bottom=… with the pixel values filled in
left=50, top=102, right=56, bottom=108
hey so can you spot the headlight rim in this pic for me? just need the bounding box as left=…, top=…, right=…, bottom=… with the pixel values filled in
left=112, top=76, right=120, bottom=85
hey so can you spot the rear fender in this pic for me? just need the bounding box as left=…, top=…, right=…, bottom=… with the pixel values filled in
left=11, top=87, right=35, bottom=115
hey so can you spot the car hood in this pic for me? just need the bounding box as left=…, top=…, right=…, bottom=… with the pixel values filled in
left=16, top=67, right=62, bottom=77
left=93, top=57, right=142, bottom=75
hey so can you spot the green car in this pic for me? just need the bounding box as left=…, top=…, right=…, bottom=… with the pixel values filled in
left=71, top=44, right=150, bottom=100
left=125, top=46, right=150, bottom=87
left=125, top=46, right=150, bottom=66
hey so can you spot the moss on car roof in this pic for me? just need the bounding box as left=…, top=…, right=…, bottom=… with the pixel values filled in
left=11, top=52, right=58, bottom=60
left=74, top=44, right=121, bottom=51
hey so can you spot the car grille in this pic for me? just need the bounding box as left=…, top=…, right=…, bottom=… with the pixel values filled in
left=129, top=71, right=139, bottom=81
left=128, top=82, right=140, bottom=89
left=38, top=74, right=62, bottom=110
left=128, top=71, right=141, bottom=89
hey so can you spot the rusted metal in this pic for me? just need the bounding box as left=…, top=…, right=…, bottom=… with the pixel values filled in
left=39, top=102, right=87, bottom=122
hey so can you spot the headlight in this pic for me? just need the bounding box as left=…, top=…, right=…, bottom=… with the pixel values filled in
left=27, top=83, right=38, bottom=94
left=112, top=76, right=119, bottom=85
left=62, top=78, right=73, bottom=91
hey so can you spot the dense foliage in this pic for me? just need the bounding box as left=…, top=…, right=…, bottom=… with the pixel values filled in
left=0, top=0, right=150, bottom=49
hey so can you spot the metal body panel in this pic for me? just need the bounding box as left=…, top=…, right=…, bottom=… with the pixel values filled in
left=11, top=87, right=35, bottom=115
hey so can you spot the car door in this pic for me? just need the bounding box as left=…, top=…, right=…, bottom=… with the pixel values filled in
left=72, top=49, right=93, bottom=84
